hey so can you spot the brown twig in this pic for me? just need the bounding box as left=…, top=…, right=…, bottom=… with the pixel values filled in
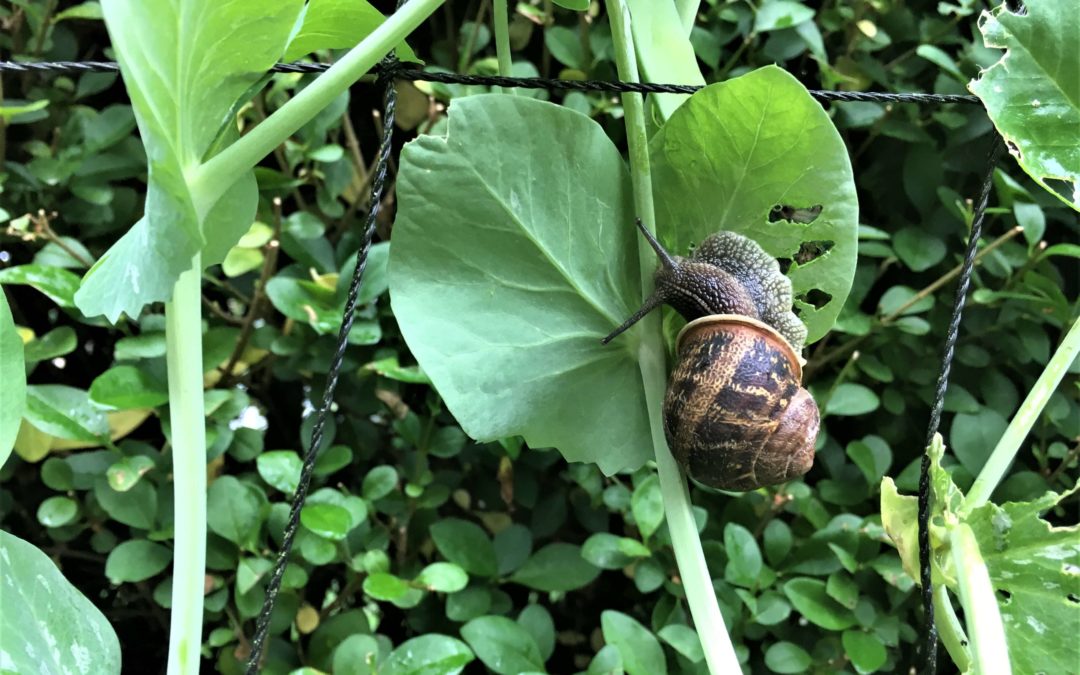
left=220, top=199, right=283, bottom=386
left=880, top=226, right=1024, bottom=325
left=202, top=295, right=244, bottom=326
left=1046, top=441, right=1080, bottom=484
left=805, top=226, right=1023, bottom=379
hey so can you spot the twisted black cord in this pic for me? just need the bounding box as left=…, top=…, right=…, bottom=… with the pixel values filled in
left=242, top=58, right=399, bottom=675
left=916, top=135, right=1003, bottom=675
left=0, top=59, right=982, bottom=104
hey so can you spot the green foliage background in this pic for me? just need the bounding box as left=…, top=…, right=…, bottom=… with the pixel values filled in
left=1, top=1, right=1076, bottom=674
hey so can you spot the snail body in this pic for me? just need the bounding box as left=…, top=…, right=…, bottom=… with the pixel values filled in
left=603, top=221, right=820, bottom=491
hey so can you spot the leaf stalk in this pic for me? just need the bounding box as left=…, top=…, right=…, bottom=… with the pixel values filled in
left=949, top=523, right=1012, bottom=674
left=961, top=314, right=1080, bottom=514
left=605, top=1, right=738, bottom=673
left=189, top=0, right=447, bottom=210
left=165, top=256, right=207, bottom=675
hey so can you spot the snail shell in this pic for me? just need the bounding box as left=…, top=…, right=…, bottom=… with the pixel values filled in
left=664, top=315, right=818, bottom=491
left=603, top=220, right=820, bottom=491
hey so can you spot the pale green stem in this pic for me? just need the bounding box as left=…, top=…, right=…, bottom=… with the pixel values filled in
left=950, top=523, right=1012, bottom=675
left=675, top=0, right=700, bottom=34
left=961, top=315, right=1080, bottom=514
left=492, top=0, right=517, bottom=94
left=165, top=257, right=207, bottom=675
left=934, top=584, right=972, bottom=673
left=606, top=1, right=738, bottom=673
left=188, top=0, right=446, bottom=211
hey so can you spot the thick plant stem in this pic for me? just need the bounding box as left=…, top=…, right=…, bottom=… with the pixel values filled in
left=189, top=0, right=446, bottom=209
left=933, top=584, right=971, bottom=673
left=164, top=257, right=207, bottom=675
left=961, top=315, right=1080, bottom=514
left=492, top=0, right=516, bottom=93
left=950, top=523, right=1012, bottom=674
left=675, top=0, right=700, bottom=33
left=606, top=1, right=738, bottom=673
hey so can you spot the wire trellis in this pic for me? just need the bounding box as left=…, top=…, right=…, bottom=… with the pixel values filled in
left=3, top=53, right=997, bottom=675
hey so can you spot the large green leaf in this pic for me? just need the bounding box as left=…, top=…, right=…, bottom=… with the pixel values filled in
left=390, top=94, right=650, bottom=475
left=283, top=0, right=418, bottom=62
left=964, top=487, right=1080, bottom=674
left=650, top=66, right=859, bottom=343
left=624, top=0, right=705, bottom=121
left=75, top=0, right=302, bottom=321
left=881, top=437, right=1080, bottom=672
left=0, top=288, right=25, bottom=467
left=969, top=1, right=1079, bottom=211
left=0, top=530, right=121, bottom=674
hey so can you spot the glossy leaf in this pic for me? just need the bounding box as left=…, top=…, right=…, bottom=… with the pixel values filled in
left=24, top=385, right=110, bottom=443
left=631, top=474, right=664, bottom=539
left=430, top=518, right=497, bottom=577
left=764, top=641, right=812, bottom=674
left=23, top=326, right=78, bottom=364
left=89, top=365, right=169, bottom=410
left=391, top=94, right=650, bottom=476
left=510, top=543, right=600, bottom=592
left=950, top=408, right=1008, bottom=475
left=724, top=523, right=763, bottom=588
left=207, top=476, right=264, bottom=550
left=658, top=624, right=703, bottom=663
left=105, top=539, right=171, bottom=582
left=414, top=562, right=468, bottom=593
left=37, top=496, right=80, bottom=527
left=381, top=634, right=474, bottom=675
left=826, top=383, right=881, bottom=416
left=651, top=66, right=858, bottom=343
left=969, top=1, right=1080, bottom=210
left=517, top=605, right=556, bottom=661
left=783, top=577, right=857, bottom=630
left=600, top=610, right=667, bottom=675
left=0, top=265, right=82, bottom=307
left=842, top=629, right=887, bottom=673
left=461, top=616, right=545, bottom=675
left=257, top=450, right=303, bottom=494
left=0, top=289, right=25, bottom=466
left=0, top=531, right=121, bottom=674
left=755, top=2, right=815, bottom=32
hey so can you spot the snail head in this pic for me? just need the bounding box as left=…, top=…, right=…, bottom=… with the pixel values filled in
left=601, top=219, right=759, bottom=345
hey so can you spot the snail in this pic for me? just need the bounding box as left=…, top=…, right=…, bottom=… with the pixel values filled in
left=602, top=220, right=820, bottom=491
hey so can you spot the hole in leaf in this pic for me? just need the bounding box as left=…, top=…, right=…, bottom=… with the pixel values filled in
left=1041, top=177, right=1075, bottom=205
left=796, top=289, right=832, bottom=311
left=794, top=240, right=834, bottom=266
left=1068, top=593, right=1079, bottom=604
left=768, top=203, right=823, bottom=224
left=997, top=589, right=1012, bottom=605
left=778, top=257, right=794, bottom=274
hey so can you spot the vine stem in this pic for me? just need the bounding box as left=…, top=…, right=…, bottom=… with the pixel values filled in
left=188, top=0, right=446, bottom=210
left=961, top=314, right=1080, bottom=514
left=950, top=523, right=1012, bottom=674
left=933, top=584, right=971, bottom=672
left=491, top=0, right=517, bottom=93
left=674, top=0, right=700, bottom=33
left=606, top=1, right=738, bottom=673
left=165, top=256, right=207, bottom=675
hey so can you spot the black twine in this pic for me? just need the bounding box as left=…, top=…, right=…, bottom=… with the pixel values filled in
left=0, top=59, right=982, bottom=104
left=1, top=51, right=997, bottom=675
left=242, top=57, right=400, bottom=674
left=916, top=135, right=1003, bottom=674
